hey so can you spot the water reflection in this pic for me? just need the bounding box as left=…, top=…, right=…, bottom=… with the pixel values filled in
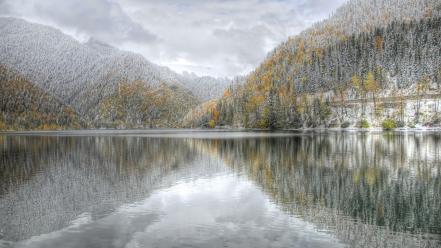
left=0, top=131, right=440, bottom=247
left=190, top=133, right=441, bottom=247
left=0, top=136, right=218, bottom=242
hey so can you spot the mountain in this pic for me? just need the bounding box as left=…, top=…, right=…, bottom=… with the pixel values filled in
left=153, top=67, right=231, bottom=101
left=0, top=17, right=230, bottom=128
left=296, top=0, right=440, bottom=49
left=0, top=64, right=82, bottom=130
left=184, top=0, right=441, bottom=129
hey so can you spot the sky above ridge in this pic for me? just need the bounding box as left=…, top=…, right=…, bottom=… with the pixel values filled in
left=0, top=0, right=346, bottom=77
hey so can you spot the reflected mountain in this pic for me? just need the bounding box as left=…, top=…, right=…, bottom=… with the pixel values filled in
left=0, top=135, right=225, bottom=241
left=0, top=131, right=440, bottom=247
left=190, top=132, right=441, bottom=247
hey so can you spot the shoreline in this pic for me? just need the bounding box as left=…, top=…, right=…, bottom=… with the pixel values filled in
left=1, top=126, right=441, bottom=135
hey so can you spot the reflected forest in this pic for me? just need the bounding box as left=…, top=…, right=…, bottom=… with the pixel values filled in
left=1, top=132, right=440, bottom=247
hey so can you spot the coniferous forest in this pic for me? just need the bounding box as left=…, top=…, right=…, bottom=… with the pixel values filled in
left=186, top=17, right=441, bottom=129
left=0, top=0, right=440, bottom=130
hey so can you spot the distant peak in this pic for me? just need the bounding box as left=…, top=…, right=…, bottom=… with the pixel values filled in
left=85, top=37, right=113, bottom=48
left=84, top=37, right=118, bottom=55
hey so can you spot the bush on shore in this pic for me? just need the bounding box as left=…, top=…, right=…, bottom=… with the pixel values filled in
left=382, top=119, right=397, bottom=130
left=359, top=119, right=370, bottom=128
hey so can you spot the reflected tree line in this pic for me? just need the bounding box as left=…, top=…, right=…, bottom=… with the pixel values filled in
left=189, top=133, right=441, bottom=246
left=0, top=132, right=440, bottom=246
left=0, top=136, right=215, bottom=241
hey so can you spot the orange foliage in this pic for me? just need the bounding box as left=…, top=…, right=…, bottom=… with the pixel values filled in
left=295, top=40, right=306, bottom=64
left=223, top=89, right=232, bottom=98
left=278, top=85, right=287, bottom=97
left=315, top=48, right=324, bottom=59
left=209, top=102, right=220, bottom=122
left=375, top=35, right=384, bottom=51
left=261, top=72, right=273, bottom=93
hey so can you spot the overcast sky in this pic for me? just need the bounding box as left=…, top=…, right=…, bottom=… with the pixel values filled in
left=0, top=0, right=346, bottom=77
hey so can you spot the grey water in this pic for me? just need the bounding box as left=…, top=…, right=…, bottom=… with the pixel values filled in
left=0, top=130, right=440, bottom=248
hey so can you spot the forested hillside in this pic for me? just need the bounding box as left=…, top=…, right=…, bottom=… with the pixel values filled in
left=297, top=0, right=440, bottom=49
left=0, top=65, right=82, bottom=130
left=0, top=18, right=233, bottom=128
left=96, top=81, right=198, bottom=128
left=184, top=0, right=441, bottom=129
left=0, top=17, right=229, bottom=127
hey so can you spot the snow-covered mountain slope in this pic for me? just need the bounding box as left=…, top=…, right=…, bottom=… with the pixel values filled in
left=153, top=65, right=230, bottom=101
left=291, top=0, right=441, bottom=50
left=0, top=17, right=229, bottom=115
left=178, top=73, right=232, bottom=101
left=0, top=64, right=83, bottom=130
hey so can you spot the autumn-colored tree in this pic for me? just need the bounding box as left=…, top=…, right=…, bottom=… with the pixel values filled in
left=223, top=88, right=232, bottom=98
left=295, top=40, right=306, bottom=64
left=364, top=72, right=381, bottom=111
left=375, top=35, right=384, bottom=51
left=209, top=101, right=220, bottom=127
left=351, top=75, right=362, bottom=94
left=261, top=71, right=273, bottom=93
left=351, top=75, right=366, bottom=116
left=208, top=119, right=216, bottom=129
left=0, top=65, right=82, bottom=130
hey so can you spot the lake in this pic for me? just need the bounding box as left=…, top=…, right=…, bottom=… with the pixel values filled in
left=0, top=130, right=440, bottom=248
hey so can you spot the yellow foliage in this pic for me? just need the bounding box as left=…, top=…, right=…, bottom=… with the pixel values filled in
left=261, top=71, right=273, bottom=93
left=315, top=48, right=324, bottom=59
left=0, top=120, right=8, bottom=131
left=253, top=95, right=265, bottom=106
left=364, top=72, right=380, bottom=93
left=257, top=107, right=270, bottom=129
left=365, top=168, right=378, bottom=186
left=351, top=75, right=361, bottom=91
left=210, top=103, right=220, bottom=122
left=208, top=119, right=216, bottom=128
left=416, top=76, right=430, bottom=95
left=297, top=94, right=309, bottom=114
left=295, top=40, right=306, bottom=64
left=278, top=85, right=287, bottom=97
left=38, top=123, right=62, bottom=130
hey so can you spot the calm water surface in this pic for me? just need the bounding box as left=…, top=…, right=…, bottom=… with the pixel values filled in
left=0, top=130, right=440, bottom=248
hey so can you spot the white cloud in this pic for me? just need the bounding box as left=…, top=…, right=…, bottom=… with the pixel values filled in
left=1, top=0, right=347, bottom=77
